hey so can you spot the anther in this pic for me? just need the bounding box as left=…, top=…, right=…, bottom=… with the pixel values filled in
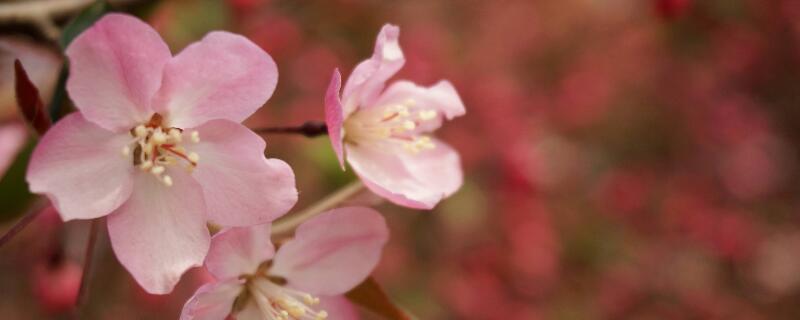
left=419, top=110, right=437, bottom=121
left=121, top=146, right=130, bottom=156
left=162, top=175, right=173, bottom=187
left=134, top=125, right=148, bottom=137
left=151, top=166, right=165, bottom=175
left=151, top=130, right=167, bottom=145
left=402, top=120, right=416, bottom=130
left=190, top=131, right=200, bottom=143
left=404, top=98, right=417, bottom=107
left=168, top=128, right=182, bottom=142
left=188, top=152, right=200, bottom=164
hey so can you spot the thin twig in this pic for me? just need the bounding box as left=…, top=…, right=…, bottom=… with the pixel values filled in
left=253, top=121, right=328, bottom=138
left=76, top=218, right=100, bottom=311
left=271, top=181, right=364, bottom=237
left=0, top=0, right=94, bottom=39
left=0, top=201, right=48, bottom=249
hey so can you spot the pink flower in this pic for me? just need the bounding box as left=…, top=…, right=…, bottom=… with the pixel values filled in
left=324, top=24, right=466, bottom=209
left=180, top=207, right=387, bottom=320
left=25, top=14, right=297, bottom=294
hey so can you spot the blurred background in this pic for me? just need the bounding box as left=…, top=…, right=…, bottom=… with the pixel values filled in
left=2, top=0, right=800, bottom=319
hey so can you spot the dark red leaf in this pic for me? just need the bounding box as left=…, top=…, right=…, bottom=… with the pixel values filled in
left=14, top=59, right=51, bottom=135
left=345, top=277, right=413, bottom=320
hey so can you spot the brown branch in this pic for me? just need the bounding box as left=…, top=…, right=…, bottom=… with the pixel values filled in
left=76, top=218, right=101, bottom=311
left=253, top=121, right=328, bottom=138
left=0, top=201, right=48, bottom=249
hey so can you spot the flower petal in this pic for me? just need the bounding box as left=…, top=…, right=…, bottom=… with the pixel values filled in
left=107, top=169, right=210, bottom=294
left=374, top=80, right=466, bottom=131
left=26, top=113, right=134, bottom=221
left=398, top=138, right=463, bottom=203
left=190, top=120, right=297, bottom=226
left=153, top=32, right=278, bottom=128
left=324, top=69, right=346, bottom=169
left=65, top=13, right=170, bottom=131
left=346, top=139, right=462, bottom=209
left=206, top=224, right=275, bottom=280
left=180, top=279, right=244, bottom=320
left=318, top=295, right=360, bottom=320
left=270, top=207, right=389, bottom=296
left=341, top=24, right=404, bottom=114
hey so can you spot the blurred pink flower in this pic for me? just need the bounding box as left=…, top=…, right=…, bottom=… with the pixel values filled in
left=31, top=259, right=81, bottom=315
left=325, top=24, right=466, bottom=209
left=25, top=13, right=297, bottom=294
left=181, top=207, right=387, bottom=320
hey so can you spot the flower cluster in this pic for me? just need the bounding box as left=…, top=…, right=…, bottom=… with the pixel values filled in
left=21, top=12, right=464, bottom=319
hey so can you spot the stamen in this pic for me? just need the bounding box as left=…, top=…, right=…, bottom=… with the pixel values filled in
left=123, top=114, right=201, bottom=187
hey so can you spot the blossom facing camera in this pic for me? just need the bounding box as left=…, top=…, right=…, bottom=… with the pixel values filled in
left=25, top=13, right=297, bottom=294
left=325, top=24, right=466, bottom=210
left=180, top=207, right=388, bottom=320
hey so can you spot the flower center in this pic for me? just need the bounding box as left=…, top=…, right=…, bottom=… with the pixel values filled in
left=243, top=277, right=328, bottom=320
left=121, top=113, right=200, bottom=186
left=343, top=98, right=438, bottom=154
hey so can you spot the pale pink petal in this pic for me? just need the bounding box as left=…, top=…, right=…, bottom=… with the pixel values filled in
left=374, top=80, right=466, bottom=131
left=398, top=138, right=463, bottom=203
left=0, top=122, right=27, bottom=176
left=26, top=113, right=134, bottom=221
left=190, top=120, right=297, bottom=226
left=346, top=144, right=440, bottom=209
left=324, top=69, right=346, bottom=169
left=65, top=13, right=170, bottom=131
left=341, top=24, right=404, bottom=114
left=270, top=207, right=388, bottom=296
left=180, top=279, right=244, bottom=320
left=318, top=295, right=360, bottom=320
left=206, top=224, right=274, bottom=280
left=153, top=32, right=278, bottom=129
left=107, top=169, right=210, bottom=294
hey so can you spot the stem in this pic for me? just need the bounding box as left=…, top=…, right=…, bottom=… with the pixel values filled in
left=253, top=121, right=328, bottom=138
left=0, top=201, right=47, bottom=249
left=272, top=181, right=364, bottom=236
left=76, top=218, right=100, bottom=310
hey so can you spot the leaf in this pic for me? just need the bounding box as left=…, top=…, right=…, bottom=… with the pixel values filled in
left=58, top=0, right=110, bottom=50
left=345, top=277, right=414, bottom=320
left=14, top=60, right=51, bottom=135
left=0, top=140, right=36, bottom=222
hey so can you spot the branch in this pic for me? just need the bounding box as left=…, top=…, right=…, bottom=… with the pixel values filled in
left=271, top=181, right=364, bottom=237
left=75, top=218, right=101, bottom=313
left=253, top=121, right=328, bottom=138
left=0, top=0, right=95, bottom=39
left=0, top=201, right=48, bottom=249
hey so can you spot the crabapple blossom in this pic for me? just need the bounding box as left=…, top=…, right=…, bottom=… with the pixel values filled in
left=325, top=24, right=466, bottom=209
left=180, top=207, right=388, bottom=320
left=25, top=14, right=297, bottom=294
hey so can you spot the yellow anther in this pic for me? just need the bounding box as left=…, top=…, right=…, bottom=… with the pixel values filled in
left=134, top=125, right=148, bottom=137
left=150, top=166, right=165, bottom=175
left=316, top=310, right=329, bottom=320
left=403, top=120, right=416, bottom=130
left=190, top=131, right=200, bottom=143
left=418, top=110, right=437, bottom=121
left=162, top=175, right=173, bottom=187
left=188, top=152, right=200, bottom=163
left=121, top=146, right=130, bottom=156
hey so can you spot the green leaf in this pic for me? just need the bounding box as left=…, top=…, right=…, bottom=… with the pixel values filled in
left=58, top=0, right=110, bottom=49
left=0, top=140, right=36, bottom=222
left=345, top=277, right=415, bottom=320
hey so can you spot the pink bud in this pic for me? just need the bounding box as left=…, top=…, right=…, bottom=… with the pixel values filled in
left=31, top=260, right=81, bottom=314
